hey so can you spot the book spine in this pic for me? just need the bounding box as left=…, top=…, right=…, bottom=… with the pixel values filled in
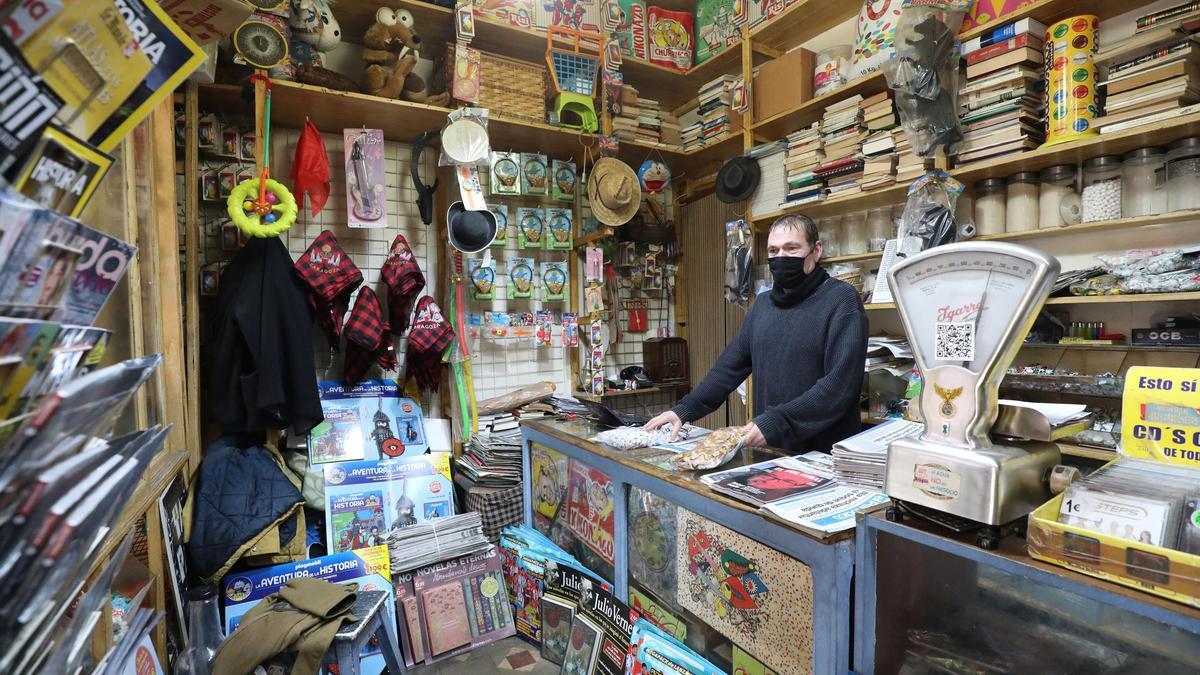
left=1110, top=42, right=1192, bottom=75
left=463, top=578, right=482, bottom=637
left=475, top=575, right=495, bottom=634
left=966, top=34, right=1034, bottom=66
left=1137, top=1, right=1200, bottom=31
left=963, top=19, right=1045, bottom=54
left=493, top=575, right=510, bottom=628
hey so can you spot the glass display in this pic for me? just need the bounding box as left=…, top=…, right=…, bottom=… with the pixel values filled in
left=870, top=528, right=1200, bottom=673
left=529, top=443, right=615, bottom=582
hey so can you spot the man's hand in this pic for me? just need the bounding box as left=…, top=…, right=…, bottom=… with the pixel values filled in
left=643, top=410, right=683, bottom=441
left=740, top=421, right=766, bottom=448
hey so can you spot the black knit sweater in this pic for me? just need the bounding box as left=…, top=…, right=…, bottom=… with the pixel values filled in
left=672, top=278, right=868, bottom=453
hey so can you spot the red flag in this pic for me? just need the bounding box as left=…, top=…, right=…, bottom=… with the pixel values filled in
left=291, top=120, right=330, bottom=216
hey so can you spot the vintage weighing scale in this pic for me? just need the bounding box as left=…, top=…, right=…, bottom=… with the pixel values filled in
left=884, top=241, right=1078, bottom=547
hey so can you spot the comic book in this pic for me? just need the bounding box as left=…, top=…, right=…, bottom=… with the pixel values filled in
left=567, top=579, right=638, bottom=675
left=323, top=453, right=455, bottom=554
left=222, top=547, right=394, bottom=675
left=311, top=380, right=429, bottom=463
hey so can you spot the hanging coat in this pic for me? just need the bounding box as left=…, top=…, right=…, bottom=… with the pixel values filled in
left=209, top=236, right=324, bottom=436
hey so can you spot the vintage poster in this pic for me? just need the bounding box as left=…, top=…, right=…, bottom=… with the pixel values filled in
left=610, top=0, right=646, bottom=60
left=694, top=0, right=740, bottom=65
left=531, top=444, right=569, bottom=522
left=564, top=459, right=615, bottom=568
left=674, top=510, right=814, bottom=674
left=646, top=6, right=693, bottom=71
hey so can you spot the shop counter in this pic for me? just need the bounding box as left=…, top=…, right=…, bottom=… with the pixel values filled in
left=519, top=419, right=855, bottom=674
left=854, top=510, right=1200, bottom=674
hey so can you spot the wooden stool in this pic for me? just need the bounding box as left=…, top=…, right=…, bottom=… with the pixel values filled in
left=322, top=590, right=405, bottom=675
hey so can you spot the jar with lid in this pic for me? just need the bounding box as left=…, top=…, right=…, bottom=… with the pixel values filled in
left=973, top=178, right=1006, bottom=236
left=1166, top=137, right=1200, bottom=212
left=1038, top=164, right=1078, bottom=229
left=1121, top=146, right=1165, bottom=217
left=842, top=210, right=868, bottom=255
left=818, top=215, right=842, bottom=257
left=866, top=207, right=893, bottom=252
left=1005, top=172, right=1039, bottom=232
left=1081, top=155, right=1122, bottom=222
left=813, top=45, right=852, bottom=97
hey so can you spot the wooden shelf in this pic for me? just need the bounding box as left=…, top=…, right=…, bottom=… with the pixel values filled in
left=867, top=291, right=1200, bottom=312
left=1058, top=443, right=1118, bottom=461
left=749, top=1, right=860, bottom=54
left=958, top=0, right=1138, bottom=42
left=87, top=449, right=189, bottom=577
left=197, top=80, right=683, bottom=166
left=682, top=132, right=744, bottom=171
left=753, top=181, right=910, bottom=224
left=575, top=385, right=668, bottom=402
left=573, top=228, right=614, bottom=248
left=819, top=210, right=1200, bottom=266
left=751, top=72, right=890, bottom=140
left=1020, top=343, right=1200, bottom=352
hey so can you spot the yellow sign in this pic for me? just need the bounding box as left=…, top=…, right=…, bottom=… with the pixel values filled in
left=1121, top=366, right=1200, bottom=466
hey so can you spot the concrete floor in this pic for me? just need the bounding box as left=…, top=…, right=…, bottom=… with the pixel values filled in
left=421, top=636, right=558, bottom=673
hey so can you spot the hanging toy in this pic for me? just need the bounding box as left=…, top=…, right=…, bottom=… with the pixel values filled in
left=637, top=159, right=671, bottom=193
left=227, top=73, right=298, bottom=238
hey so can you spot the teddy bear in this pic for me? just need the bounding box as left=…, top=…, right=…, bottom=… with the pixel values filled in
left=363, top=7, right=451, bottom=106
left=288, top=0, right=360, bottom=91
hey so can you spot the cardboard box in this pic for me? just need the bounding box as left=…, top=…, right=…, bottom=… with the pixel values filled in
left=754, top=48, right=814, bottom=122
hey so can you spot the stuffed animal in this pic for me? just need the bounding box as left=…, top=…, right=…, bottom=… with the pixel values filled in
left=363, top=7, right=451, bottom=106
left=289, top=0, right=360, bottom=91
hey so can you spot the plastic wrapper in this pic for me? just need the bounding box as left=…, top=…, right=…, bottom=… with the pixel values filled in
left=724, top=220, right=753, bottom=305
left=595, top=425, right=695, bottom=451
left=896, top=170, right=965, bottom=250
left=1069, top=273, right=1121, bottom=296
left=1120, top=266, right=1200, bottom=294
left=1098, top=249, right=1195, bottom=278
left=669, top=426, right=746, bottom=471
left=884, top=0, right=971, bottom=157
left=440, top=108, right=491, bottom=166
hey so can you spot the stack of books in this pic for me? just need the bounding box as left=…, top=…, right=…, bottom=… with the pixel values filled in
left=858, top=92, right=898, bottom=190
left=699, top=74, right=738, bottom=143
left=749, top=141, right=788, bottom=215
left=893, top=127, right=923, bottom=182
left=660, top=111, right=684, bottom=146
left=635, top=96, right=666, bottom=143
left=1095, top=3, right=1200, bottom=133
left=957, top=18, right=1046, bottom=166
left=815, top=96, right=866, bottom=198
left=612, top=85, right=667, bottom=145
left=785, top=123, right=824, bottom=205
left=681, top=120, right=704, bottom=150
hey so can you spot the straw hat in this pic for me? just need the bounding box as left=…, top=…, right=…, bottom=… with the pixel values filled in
left=588, top=158, right=641, bottom=226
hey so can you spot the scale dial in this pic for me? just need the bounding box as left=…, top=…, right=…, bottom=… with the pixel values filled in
left=889, top=243, right=1058, bottom=448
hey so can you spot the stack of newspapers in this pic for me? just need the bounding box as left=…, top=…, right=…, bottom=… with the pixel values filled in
left=386, top=512, right=492, bottom=573
left=831, top=418, right=923, bottom=490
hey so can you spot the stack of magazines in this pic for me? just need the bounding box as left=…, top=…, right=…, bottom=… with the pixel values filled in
left=456, top=428, right=523, bottom=486
left=831, top=418, right=923, bottom=490
left=386, top=512, right=492, bottom=573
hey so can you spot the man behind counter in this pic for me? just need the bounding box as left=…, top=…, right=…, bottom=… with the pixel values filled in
left=645, top=214, right=868, bottom=453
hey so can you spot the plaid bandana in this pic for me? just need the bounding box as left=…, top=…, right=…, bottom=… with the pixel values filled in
left=294, top=231, right=363, bottom=348
left=379, top=234, right=425, bottom=335
left=405, top=296, right=455, bottom=392
left=342, top=287, right=397, bottom=385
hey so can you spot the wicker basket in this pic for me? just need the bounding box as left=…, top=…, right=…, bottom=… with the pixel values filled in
left=450, top=49, right=548, bottom=124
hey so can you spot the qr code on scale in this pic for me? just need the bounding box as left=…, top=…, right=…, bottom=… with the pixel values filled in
left=935, top=322, right=975, bottom=360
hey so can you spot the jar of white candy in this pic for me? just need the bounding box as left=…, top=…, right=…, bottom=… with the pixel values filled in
left=1081, top=155, right=1122, bottom=223
left=1166, top=137, right=1200, bottom=212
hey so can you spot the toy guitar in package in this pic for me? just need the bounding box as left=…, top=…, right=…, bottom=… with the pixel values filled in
left=323, top=453, right=455, bottom=553
left=517, top=207, right=545, bottom=249
left=520, top=152, right=548, bottom=196
left=541, top=262, right=568, bottom=301
left=552, top=159, right=577, bottom=201
left=310, top=380, right=429, bottom=462
left=344, top=128, right=387, bottom=227
left=490, top=151, right=520, bottom=195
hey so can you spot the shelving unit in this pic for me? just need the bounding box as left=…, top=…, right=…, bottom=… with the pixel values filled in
left=751, top=72, right=890, bottom=140
left=958, top=0, right=1140, bottom=41
left=866, top=291, right=1200, bottom=312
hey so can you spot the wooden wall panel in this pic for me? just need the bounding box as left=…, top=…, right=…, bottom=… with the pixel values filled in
left=680, top=194, right=751, bottom=429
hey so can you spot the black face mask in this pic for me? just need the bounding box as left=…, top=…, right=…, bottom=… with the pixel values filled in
left=768, top=254, right=809, bottom=289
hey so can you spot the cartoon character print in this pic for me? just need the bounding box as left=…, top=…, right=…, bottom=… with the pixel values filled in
left=544, top=0, right=588, bottom=30
left=684, top=523, right=768, bottom=633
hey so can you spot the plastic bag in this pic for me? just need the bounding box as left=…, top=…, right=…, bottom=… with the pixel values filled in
left=1097, top=249, right=1194, bottom=278
left=884, top=0, right=971, bottom=157
left=440, top=107, right=491, bottom=166
left=670, top=426, right=746, bottom=471
left=724, top=220, right=753, bottom=305
left=1119, top=266, right=1200, bottom=294
left=1069, top=273, right=1121, bottom=296
left=896, top=170, right=965, bottom=250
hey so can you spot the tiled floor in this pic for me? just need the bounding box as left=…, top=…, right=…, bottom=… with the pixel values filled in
left=421, top=636, right=558, bottom=673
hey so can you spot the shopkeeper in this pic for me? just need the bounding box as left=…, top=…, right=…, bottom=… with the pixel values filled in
left=645, top=215, right=868, bottom=453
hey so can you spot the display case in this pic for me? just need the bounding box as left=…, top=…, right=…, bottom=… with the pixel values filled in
left=521, top=419, right=855, bottom=673
left=854, top=511, right=1200, bottom=674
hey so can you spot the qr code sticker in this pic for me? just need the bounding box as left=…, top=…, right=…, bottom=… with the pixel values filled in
left=936, top=322, right=975, bottom=360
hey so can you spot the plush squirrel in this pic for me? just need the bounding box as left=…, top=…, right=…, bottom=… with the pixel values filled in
left=288, top=0, right=360, bottom=91
left=363, top=7, right=451, bottom=106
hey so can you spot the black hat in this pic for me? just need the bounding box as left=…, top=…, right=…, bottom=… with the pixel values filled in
left=447, top=201, right=498, bottom=253
left=716, top=156, right=761, bottom=204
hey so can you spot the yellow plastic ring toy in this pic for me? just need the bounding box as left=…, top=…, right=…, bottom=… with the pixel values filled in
left=226, top=177, right=297, bottom=238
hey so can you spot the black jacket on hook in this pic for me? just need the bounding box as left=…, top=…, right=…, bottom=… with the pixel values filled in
left=210, top=236, right=324, bottom=436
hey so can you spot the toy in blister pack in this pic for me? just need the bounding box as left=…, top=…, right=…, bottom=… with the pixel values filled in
left=542, top=262, right=568, bottom=301
left=517, top=207, right=545, bottom=249
left=552, top=159, right=577, bottom=201
left=489, top=204, right=510, bottom=247
left=491, top=151, right=521, bottom=195
left=521, top=152, right=548, bottom=195
left=535, top=310, right=554, bottom=346
left=546, top=207, right=574, bottom=249
left=884, top=0, right=971, bottom=157
left=345, top=128, right=387, bottom=227
left=585, top=246, right=604, bottom=283
left=562, top=312, right=579, bottom=347
left=508, top=257, right=535, bottom=299
left=469, top=257, right=496, bottom=300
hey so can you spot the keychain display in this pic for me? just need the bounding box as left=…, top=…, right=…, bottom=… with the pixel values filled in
left=198, top=113, right=217, bottom=149
left=508, top=257, right=535, bottom=299
left=521, top=152, right=548, bottom=195
left=724, top=220, right=752, bottom=305
left=240, top=130, right=256, bottom=161
left=218, top=168, right=237, bottom=198
left=220, top=126, right=239, bottom=156
left=489, top=204, right=509, bottom=247
left=546, top=207, right=573, bottom=249
left=202, top=171, right=219, bottom=201
left=552, top=159, right=577, bottom=201
left=469, top=257, right=496, bottom=300
left=884, top=0, right=970, bottom=157
left=491, top=151, right=521, bottom=195
left=517, top=207, right=545, bottom=249
left=542, top=262, right=568, bottom=301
